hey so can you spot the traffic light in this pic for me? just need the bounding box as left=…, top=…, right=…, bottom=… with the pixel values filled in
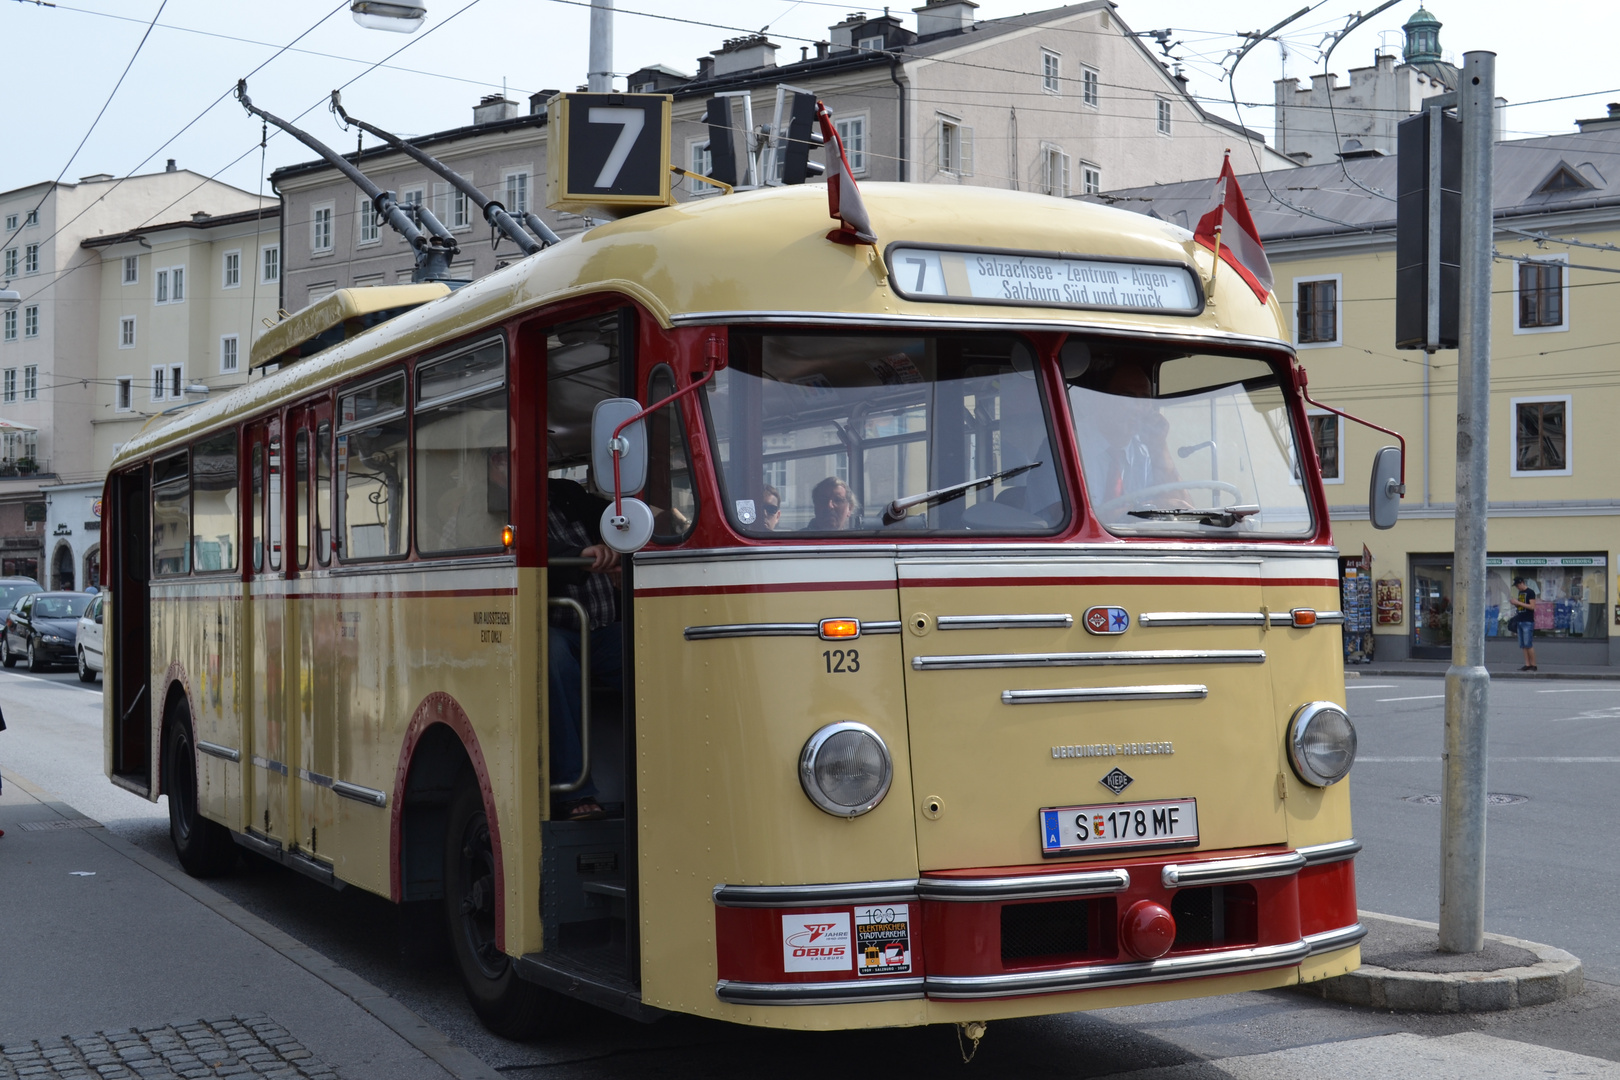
left=779, top=92, right=825, bottom=186
left=1395, top=109, right=1461, bottom=350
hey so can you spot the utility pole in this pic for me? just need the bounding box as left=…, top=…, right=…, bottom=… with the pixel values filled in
left=588, top=0, right=614, bottom=92
left=1440, top=50, right=1496, bottom=954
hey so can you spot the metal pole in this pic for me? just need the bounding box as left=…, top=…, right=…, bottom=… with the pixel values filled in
left=587, top=0, right=614, bottom=92
left=1424, top=103, right=1441, bottom=507
left=1440, top=50, right=1495, bottom=954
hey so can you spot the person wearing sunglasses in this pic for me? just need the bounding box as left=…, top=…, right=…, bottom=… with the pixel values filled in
left=758, top=484, right=782, bottom=531
left=804, top=476, right=854, bottom=531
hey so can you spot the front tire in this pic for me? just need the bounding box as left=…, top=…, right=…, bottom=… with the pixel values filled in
left=444, top=778, right=564, bottom=1039
left=165, top=703, right=236, bottom=877
left=1, top=635, right=15, bottom=668
left=27, top=639, right=43, bottom=672
left=78, top=649, right=96, bottom=683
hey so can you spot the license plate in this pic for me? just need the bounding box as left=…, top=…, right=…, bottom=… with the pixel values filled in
left=1041, top=798, right=1199, bottom=856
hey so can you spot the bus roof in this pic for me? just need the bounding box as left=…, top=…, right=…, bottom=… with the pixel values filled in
left=113, top=183, right=1288, bottom=466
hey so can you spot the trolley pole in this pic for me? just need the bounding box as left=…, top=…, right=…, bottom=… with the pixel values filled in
left=1440, top=50, right=1496, bottom=954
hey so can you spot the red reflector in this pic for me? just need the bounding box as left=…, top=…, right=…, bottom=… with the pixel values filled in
left=1291, top=609, right=1318, bottom=627
left=819, top=619, right=860, bottom=640
left=1120, top=899, right=1176, bottom=960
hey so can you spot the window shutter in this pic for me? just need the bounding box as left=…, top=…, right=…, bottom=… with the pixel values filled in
left=937, top=118, right=948, bottom=172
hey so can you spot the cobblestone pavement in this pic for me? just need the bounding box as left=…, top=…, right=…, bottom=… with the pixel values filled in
left=0, top=1016, right=338, bottom=1080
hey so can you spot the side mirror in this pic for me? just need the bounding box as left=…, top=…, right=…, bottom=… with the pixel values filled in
left=599, top=499, right=655, bottom=555
left=1369, top=445, right=1403, bottom=530
left=591, top=398, right=648, bottom=498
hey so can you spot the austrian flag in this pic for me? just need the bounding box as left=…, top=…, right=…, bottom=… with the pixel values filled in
left=815, top=100, right=877, bottom=246
left=1193, top=152, right=1273, bottom=303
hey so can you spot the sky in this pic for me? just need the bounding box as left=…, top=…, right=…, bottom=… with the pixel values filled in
left=1, top=0, right=1616, bottom=204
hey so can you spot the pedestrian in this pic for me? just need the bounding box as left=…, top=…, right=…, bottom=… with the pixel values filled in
left=1509, top=575, right=1538, bottom=671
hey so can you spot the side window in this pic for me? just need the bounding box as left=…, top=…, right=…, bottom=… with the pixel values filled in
left=337, top=373, right=409, bottom=559
left=268, top=436, right=282, bottom=570
left=252, top=443, right=264, bottom=573
left=415, top=338, right=508, bottom=555
left=646, top=364, right=697, bottom=544
left=294, top=429, right=310, bottom=569
left=316, top=422, right=332, bottom=565
left=192, top=431, right=239, bottom=571
left=152, top=451, right=190, bottom=576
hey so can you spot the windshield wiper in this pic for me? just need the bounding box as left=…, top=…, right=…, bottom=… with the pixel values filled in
left=882, top=462, right=1042, bottom=525
left=1125, top=504, right=1261, bottom=528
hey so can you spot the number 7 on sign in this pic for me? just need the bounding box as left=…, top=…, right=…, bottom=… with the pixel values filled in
left=588, top=107, right=645, bottom=189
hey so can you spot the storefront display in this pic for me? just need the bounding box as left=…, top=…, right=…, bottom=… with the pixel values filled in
left=1485, top=555, right=1607, bottom=642
left=1340, top=549, right=1374, bottom=664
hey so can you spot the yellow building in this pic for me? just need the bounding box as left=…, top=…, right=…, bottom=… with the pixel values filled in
left=1101, top=126, right=1620, bottom=668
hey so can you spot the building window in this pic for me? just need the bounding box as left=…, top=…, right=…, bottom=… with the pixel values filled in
left=123, top=254, right=139, bottom=284
left=434, top=182, right=471, bottom=231
left=452, top=187, right=471, bottom=229
left=151, top=366, right=166, bottom=402
left=115, top=376, right=133, bottom=413
left=2, top=310, right=13, bottom=342
left=23, top=366, right=35, bottom=401
left=937, top=115, right=973, bottom=176
left=1082, top=67, right=1100, bottom=108
left=1511, top=395, right=1572, bottom=477
left=1157, top=98, right=1172, bottom=136
left=308, top=282, right=336, bottom=305
left=24, top=244, right=38, bottom=274
left=1081, top=163, right=1101, bottom=195
left=1515, top=257, right=1568, bottom=333
left=857, top=34, right=884, bottom=53
left=169, top=364, right=184, bottom=399
left=1042, top=50, right=1061, bottom=94
left=1305, top=412, right=1344, bottom=483
left=357, top=194, right=380, bottom=245
left=261, top=244, right=280, bottom=284
left=3, top=214, right=15, bottom=231
left=154, top=266, right=184, bottom=304
left=24, top=210, right=36, bottom=227
left=835, top=115, right=867, bottom=175
left=120, top=316, right=136, bottom=349
left=504, top=170, right=530, bottom=215
left=1295, top=275, right=1342, bottom=348
left=3, top=248, right=14, bottom=277
left=23, top=305, right=37, bottom=338
left=221, top=334, right=239, bottom=374
left=155, top=268, right=168, bottom=303
left=689, top=141, right=720, bottom=195
left=222, top=250, right=241, bottom=289
left=2, top=370, right=13, bottom=403
left=311, top=203, right=334, bottom=253
left=1041, top=144, right=1070, bottom=197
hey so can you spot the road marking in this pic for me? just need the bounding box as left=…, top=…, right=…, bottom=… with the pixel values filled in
left=1343, top=684, right=1397, bottom=690
left=1375, top=694, right=1445, bottom=702
left=1537, top=688, right=1620, bottom=693
left=1361, top=756, right=1620, bottom=763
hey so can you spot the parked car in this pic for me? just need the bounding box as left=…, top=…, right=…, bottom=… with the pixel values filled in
left=0, top=577, right=43, bottom=612
left=2, top=591, right=93, bottom=672
left=76, top=592, right=105, bottom=682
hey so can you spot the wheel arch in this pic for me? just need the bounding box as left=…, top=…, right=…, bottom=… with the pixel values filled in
left=155, top=662, right=196, bottom=799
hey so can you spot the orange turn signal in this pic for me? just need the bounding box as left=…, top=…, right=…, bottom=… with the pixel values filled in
left=1290, top=608, right=1318, bottom=628
left=819, top=618, right=860, bottom=640
left=501, top=524, right=516, bottom=548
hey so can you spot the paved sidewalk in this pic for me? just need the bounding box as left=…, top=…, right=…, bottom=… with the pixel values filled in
left=1349, top=660, right=1620, bottom=680
left=0, top=769, right=497, bottom=1080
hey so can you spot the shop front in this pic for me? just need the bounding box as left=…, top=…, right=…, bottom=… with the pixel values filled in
left=1408, top=552, right=1610, bottom=663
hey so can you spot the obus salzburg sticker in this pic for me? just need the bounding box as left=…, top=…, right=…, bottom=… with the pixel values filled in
left=782, top=913, right=853, bottom=972
left=855, top=905, right=911, bottom=976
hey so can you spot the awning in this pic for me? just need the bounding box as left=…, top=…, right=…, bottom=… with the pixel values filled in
left=0, top=417, right=37, bottom=432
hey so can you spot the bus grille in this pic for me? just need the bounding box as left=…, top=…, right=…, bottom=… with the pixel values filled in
left=1170, top=884, right=1259, bottom=950
left=1000, top=899, right=1094, bottom=963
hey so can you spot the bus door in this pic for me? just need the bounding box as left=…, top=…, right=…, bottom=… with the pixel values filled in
left=245, top=416, right=290, bottom=843
left=287, top=401, right=337, bottom=863
left=107, top=464, right=152, bottom=794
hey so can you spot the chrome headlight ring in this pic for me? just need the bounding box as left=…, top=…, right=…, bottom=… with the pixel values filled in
left=798, top=721, right=894, bottom=818
left=1287, top=701, right=1358, bottom=787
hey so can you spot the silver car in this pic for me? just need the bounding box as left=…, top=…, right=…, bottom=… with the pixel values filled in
left=76, top=592, right=104, bottom=683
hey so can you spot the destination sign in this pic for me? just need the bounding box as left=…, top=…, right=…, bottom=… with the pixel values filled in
left=887, top=246, right=1200, bottom=315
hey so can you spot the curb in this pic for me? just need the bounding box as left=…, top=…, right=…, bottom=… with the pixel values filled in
left=1348, top=667, right=1620, bottom=681
left=1297, top=911, right=1584, bottom=1013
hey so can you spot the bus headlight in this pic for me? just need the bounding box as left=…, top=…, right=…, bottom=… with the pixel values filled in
left=1287, top=702, right=1358, bottom=787
left=799, top=722, right=893, bottom=818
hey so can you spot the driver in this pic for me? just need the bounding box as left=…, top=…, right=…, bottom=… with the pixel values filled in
left=1090, top=363, right=1182, bottom=516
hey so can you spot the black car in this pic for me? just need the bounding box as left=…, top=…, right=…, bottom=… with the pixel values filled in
left=0, top=576, right=43, bottom=611
left=2, top=591, right=93, bottom=672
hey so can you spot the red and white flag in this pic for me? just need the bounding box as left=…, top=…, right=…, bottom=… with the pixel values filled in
left=815, top=101, right=877, bottom=246
left=1194, top=151, right=1272, bottom=303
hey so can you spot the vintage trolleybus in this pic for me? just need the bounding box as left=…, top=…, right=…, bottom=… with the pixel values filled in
left=103, top=180, right=1381, bottom=1039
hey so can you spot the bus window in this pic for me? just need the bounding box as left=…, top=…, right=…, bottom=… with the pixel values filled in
left=544, top=312, right=624, bottom=480
left=294, top=430, right=310, bottom=569
left=707, top=331, right=1066, bottom=535
left=315, top=422, right=332, bottom=565
left=646, top=364, right=696, bottom=543
left=415, top=339, right=508, bottom=554
left=152, top=451, right=190, bottom=576
left=1067, top=348, right=1313, bottom=538
left=337, top=372, right=408, bottom=560
left=191, top=431, right=238, bottom=572
left=252, top=443, right=263, bottom=573
left=268, top=436, right=283, bottom=570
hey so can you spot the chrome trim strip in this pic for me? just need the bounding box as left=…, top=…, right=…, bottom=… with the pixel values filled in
left=327, top=554, right=515, bottom=578
left=197, top=740, right=240, bottom=763
left=716, top=977, right=925, bottom=1005
left=1305, top=922, right=1368, bottom=956
left=283, top=848, right=340, bottom=889
left=250, top=754, right=289, bottom=776
left=1297, top=838, right=1362, bottom=866
left=916, top=650, right=1263, bottom=671
left=1003, top=684, right=1207, bottom=705
left=1315, top=610, right=1346, bottom=625
left=634, top=543, right=1344, bottom=564
left=1139, top=612, right=1266, bottom=627
left=685, top=622, right=819, bottom=641
left=936, top=614, right=1074, bottom=630
left=918, top=868, right=1130, bottom=902
left=298, top=768, right=333, bottom=788
left=863, top=621, right=902, bottom=635
left=1161, top=851, right=1306, bottom=888
left=233, top=829, right=281, bottom=858
left=923, top=938, right=1313, bottom=999
left=712, top=879, right=919, bottom=909
left=332, top=780, right=388, bottom=808
left=1266, top=610, right=1345, bottom=627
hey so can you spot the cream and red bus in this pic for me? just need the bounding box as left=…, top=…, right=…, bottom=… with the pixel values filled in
left=103, top=180, right=1377, bottom=1040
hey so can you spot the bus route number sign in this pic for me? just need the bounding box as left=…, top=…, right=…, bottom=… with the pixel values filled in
left=547, top=92, right=673, bottom=211
left=1041, top=797, right=1199, bottom=857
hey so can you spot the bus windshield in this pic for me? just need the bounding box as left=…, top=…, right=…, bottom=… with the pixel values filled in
left=707, top=331, right=1068, bottom=536
left=1067, top=347, right=1314, bottom=538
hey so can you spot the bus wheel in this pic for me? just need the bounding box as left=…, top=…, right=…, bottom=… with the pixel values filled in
left=164, top=704, right=236, bottom=877
left=444, top=780, right=559, bottom=1040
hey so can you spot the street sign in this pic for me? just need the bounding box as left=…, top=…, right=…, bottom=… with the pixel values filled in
left=546, top=92, right=673, bottom=212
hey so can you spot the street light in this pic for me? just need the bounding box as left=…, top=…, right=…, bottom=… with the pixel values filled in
left=351, top=2, right=426, bottom=33
left=0, top=288, right=20, bottom=308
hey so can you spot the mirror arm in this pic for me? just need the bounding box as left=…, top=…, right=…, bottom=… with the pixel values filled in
left=607, top=333, right=728, bottom=524
left=1296, top=365, right=1406, bottom=496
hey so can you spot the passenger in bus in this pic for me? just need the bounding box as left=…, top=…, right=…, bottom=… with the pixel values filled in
left=758, top=485, right=782, bottom=530
left=547, top=478, right=623, bottom=822
left=803, top=477, right=854, bottom=531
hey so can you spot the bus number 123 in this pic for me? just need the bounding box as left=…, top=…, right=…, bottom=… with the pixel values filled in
left=823, top=649, right=860, bottom=674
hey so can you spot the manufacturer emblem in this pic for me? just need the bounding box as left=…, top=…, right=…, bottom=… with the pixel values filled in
left=1100, top=767, right=1134, bottom=794
left=1084, top=606, right=1130, bottom=635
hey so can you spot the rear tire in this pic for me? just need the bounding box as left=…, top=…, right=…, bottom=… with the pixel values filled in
left=2, top=635, right=16, bottom=668
left=78, top=649, right=96, bottom=683
left=27, top=640, right=43, bottom=672
left=444, top=778, right=565, bottom=1040
left=165, top=703, right=236, bottom=877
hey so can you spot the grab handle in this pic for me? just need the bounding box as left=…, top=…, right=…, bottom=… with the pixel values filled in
left=547, top=596, right=591, bottom=794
